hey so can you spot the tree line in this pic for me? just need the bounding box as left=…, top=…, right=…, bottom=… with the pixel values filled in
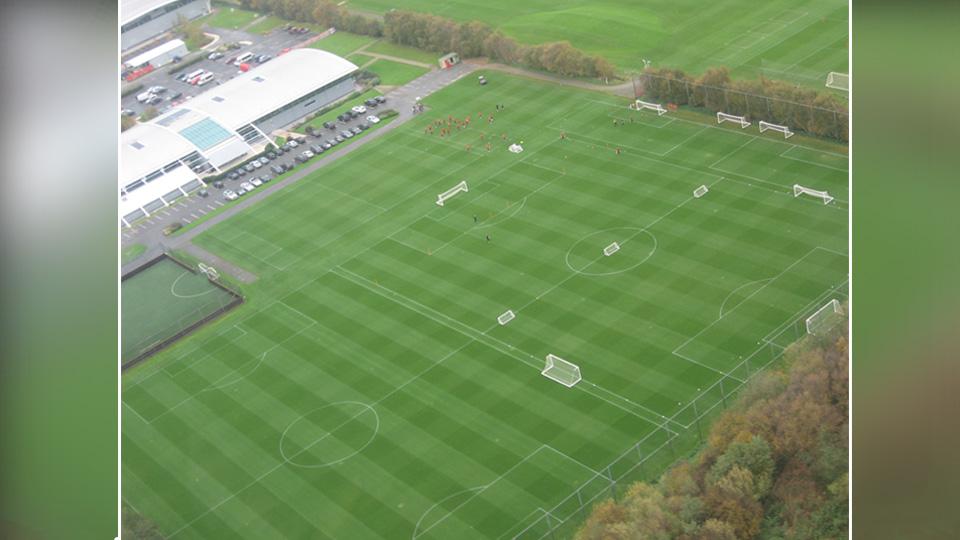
left=576, top=319, right=849, bottom=540
left=641, top=66, right=849, bottom=142
left=236, top=0, right=615, bottom=79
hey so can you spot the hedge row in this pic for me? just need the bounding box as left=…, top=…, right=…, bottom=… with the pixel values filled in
left=642, top=66, right=849, bottom=142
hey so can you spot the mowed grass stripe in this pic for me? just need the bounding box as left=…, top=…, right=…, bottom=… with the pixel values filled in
left=125, top=70, right=847, bottom=538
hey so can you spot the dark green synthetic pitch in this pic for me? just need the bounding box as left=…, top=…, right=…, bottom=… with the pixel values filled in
left=122, top=72, right=848, bottom=539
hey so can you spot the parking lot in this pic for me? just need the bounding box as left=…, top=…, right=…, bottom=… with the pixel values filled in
left=121, top=25, right=317, bottom=117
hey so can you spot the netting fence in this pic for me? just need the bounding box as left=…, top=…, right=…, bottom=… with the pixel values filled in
left=510, top=282, right=848, bottom=539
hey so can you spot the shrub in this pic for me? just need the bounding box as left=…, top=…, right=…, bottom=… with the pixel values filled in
left=121, top=82, right=143, bottom=97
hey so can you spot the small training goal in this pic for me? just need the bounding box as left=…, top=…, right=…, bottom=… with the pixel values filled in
left=198, top=262, right=220, bottom=281
left=759, top=120, right=794, bottom=139
left=825, top=72, right=849, bottom=92
left=603, top=242, right=620, bottom=256
left=542, top=354, right=581, bottom=387
left=508, top=143, right=524, bottom=153
left=436, top=180, right=468, bottom=206
left=806, top=299, right=842, bottom=335
left=497, top=310, right=515, bottom=326
left=693, top=185, right=709, bottom=198
left=630, top=99, right=667, bottom=116
left=793, top=184, right=834, bottom=204
left=717, top=112, right=751, bottom=128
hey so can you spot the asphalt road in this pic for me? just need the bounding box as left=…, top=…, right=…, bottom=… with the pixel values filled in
left=121, top=62, right=478, bottom=279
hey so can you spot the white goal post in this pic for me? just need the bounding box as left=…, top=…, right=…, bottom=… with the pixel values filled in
left=759, top=120, right=794, bottom=138
left=198, top=262, right=220, bottom=281
left=693, top=185, right=709, bottom=198
left=603, top=242, right=620, bottom=256
left=825, top=72, right=849, bottom=92
left=542, top=354, right=582, bottom=387
left=436, top=180, right=468, bottom=206
left=806, top=299, right=841, bottom=335
left=793, top=184, right=834, bottom=204
left=717, top=112, right=751, bottom=128
left=497, top=310, right=515, bottom=325
left=630, top=99, right=667, bottom=116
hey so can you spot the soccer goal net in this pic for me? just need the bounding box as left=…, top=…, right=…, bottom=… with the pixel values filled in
left=717, top=112, right=751, bottom=128
left=825, top=72, right=849, bottom=92
left=497, top=310, right=515, bottom=325
left=759, top=120, right=794, bottom=138
left=806, top=299, right=842, bottom=335
left=693, top=185, right=709, bottom=198
left=793, top=184, right=834, bottom=204
left=198, top=262, right=220, bottom=281
left=631, top=99, right=667, bottom=116
left=542, top=354, right=581, bottom=387
left=603, top=242, right=620, bottom=256
left=436, top=180, right=468, bottom=206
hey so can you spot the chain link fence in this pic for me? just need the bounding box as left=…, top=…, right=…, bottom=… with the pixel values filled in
left=511, top=283, right=849, bottom=539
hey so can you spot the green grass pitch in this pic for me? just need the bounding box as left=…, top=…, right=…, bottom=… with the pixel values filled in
left=352, top=0, right=847, bottom=86
left=122, top=72, right=848, bottom=538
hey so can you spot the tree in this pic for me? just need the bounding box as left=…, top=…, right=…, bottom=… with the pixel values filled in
left=121, top=114, right=137, bottom=131
left=707, top=435, right=775, bottom=500
left=140, top=106, right=158, bottom=122
left=700, top=519, right=738, bottom=540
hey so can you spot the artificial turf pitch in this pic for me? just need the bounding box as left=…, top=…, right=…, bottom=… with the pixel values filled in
left=122, top=72, right=848, bottom=539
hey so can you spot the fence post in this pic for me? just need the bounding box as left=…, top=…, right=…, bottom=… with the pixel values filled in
left=720, top=377, right=728, bottom=407
left=606, top=466, right=616, bottom=498
left=693, top=397, right=702, bottom=442
left=637, top=443, right=645, bottom=478
left=577, top=488, right=585, bottom=520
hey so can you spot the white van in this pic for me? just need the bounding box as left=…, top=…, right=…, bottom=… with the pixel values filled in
left=185, top=68, right=205, bottom=81
left=234, top=52, right=254, bottom=66
left=196, top=72, right=215, bottom=86
left=136, top=90, right=153, bottom=103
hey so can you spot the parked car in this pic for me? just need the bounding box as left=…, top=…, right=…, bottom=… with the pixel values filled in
left=310, top=144, right=324, bottom=154
left=366, top=115, right=380, bottom=124
left=176, top=73, right=189, bottom=82
left=208, top=51, right=223, bottom=60
left=302, top=150, right=315, bottom=159
left=167, top=91, right=183, bottom=102
left=351, top=105, right=367, bottom=114
left=323, top=121, right=337, bottom=130
left=267, top=151, right=277, bottom=160
left=245, top=163, right=256, bottom=172
left=270, top=165, right=284, bottom=175
left=121, top=108, right=135, bottom=116
left=364, top=98, right=378, bottom=107
left=287, top=139, right=299, bottom=148
left=375, top=95, right=386, bottom=104
left=321, top=142, right=332, bottom=150
left=282, top=163, right=294, bottom=171
left=212, top=180, right=225, bottom=188
left=224, top=189, right=238, bottom=201
left=256, top=54, right=271, bottom=63
left=250, top=177, right=263, bottom=187
left=148, top=85, right=166, bottom=94
left=258, top=156, right=270, bottom=165
left=334, top=135, right=344, bottom=143
left=241, top=181, right=255, bottom=191
left=147, top=95, right=163, bottom=105
left=252, top=160, right=263, bottom=169
left=198, top=188, right=209, bottom=197
left=357, top=123, right=369, bottom=131
left=260, top=175, right=272, bottom=183
left=351, top=126, right=362, bottom=135
left=237, top=187, right=247, bottom=196
left=294, top=154, right=307, bottom=164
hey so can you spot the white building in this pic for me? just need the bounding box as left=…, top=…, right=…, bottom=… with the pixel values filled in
left=124, top=38, right=189, bottom=70
left=120, top=48, right=359, bottom=227
left=121, top=0, right=211, bottom=51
